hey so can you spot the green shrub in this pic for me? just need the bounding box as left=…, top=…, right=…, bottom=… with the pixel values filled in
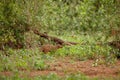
left=0, top=0, right=120, bottom=49
left=34, top=59, right=49, bottom=70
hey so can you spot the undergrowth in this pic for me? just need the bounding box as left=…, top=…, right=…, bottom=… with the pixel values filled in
left=0, top=73, right=119, bottom=80
left=0, top=33, right=119, bottom=72
left=0, top=33, right=119, bottom=80
left=0, top=48, right=53, bottom=72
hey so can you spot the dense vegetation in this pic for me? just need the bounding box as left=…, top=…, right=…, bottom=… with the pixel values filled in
left=0, top=0, right=120, bottom=79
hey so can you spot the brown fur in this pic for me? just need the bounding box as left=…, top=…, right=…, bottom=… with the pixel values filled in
left=40, top=44, right=62, bottom=53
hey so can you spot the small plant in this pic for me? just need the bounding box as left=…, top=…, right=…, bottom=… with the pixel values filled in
left=34, top=58, right=49, bottom=70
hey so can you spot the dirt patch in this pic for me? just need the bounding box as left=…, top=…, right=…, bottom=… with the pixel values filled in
left=0, top=71, right=13, bottom=76
left=30, top=57, right=120, bottom=78
left=1, top=57, right=120, bottom=78
left=75, top=60, right=120, bottom=77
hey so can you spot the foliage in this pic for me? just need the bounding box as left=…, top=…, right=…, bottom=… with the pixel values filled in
left=0, top=0, right=42, bottom=49
left=0, top=73, right=119, bottom=80
left=0, top=0, right=27, bottom=49
left=0, top=0, right=120, bottom=49
left=0, top=0, right=120, bottom=79
left=0, top=48, right=52, bottom=71
left=0, top=33, right=119, bottom=72
left=38, top=0, right=120, bottom=32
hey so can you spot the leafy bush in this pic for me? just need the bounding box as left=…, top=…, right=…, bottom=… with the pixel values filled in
left=0, top=0, right=120, bottom=49
left=0, top=48, right=53, bottom=71
left=34, top=57, right=49, bottom=70
left=38, top=0, right=120, bottom=32
left=0, top=0, right=42, bottom=49
left=0, top=0, right=28, bottom=49
left=55, top=44, right=118, bottom=61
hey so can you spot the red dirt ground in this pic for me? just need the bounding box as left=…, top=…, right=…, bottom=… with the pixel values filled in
left=0, top=57, right=120, bottom=78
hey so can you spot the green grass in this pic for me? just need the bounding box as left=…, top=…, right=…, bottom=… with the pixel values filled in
left=0, top=48, right=54, bottom=71
left=0, top=33, right=119, bottom=80
left=0, top=73, right=99, bottom=80
left=0, top=42, right=117, bottom=72
left=0, top=73, right=120, bottom=80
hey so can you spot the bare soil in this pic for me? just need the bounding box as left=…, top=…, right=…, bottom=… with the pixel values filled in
left=30, top=57, right=120, bottom=78
left=1, top=57, right=120, bottom=78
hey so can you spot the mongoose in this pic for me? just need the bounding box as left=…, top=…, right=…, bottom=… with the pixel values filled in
left=40, top=44, right=62, bottom=53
